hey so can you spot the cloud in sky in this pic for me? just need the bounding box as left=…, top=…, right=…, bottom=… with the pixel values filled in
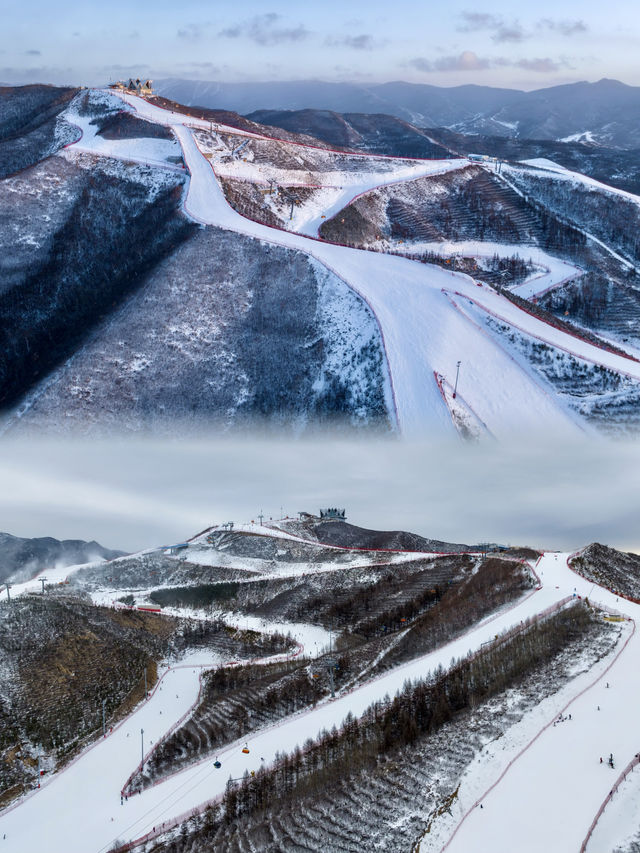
left=538, top=18, right=588, bottom=36
left=492, top=24, right=527, bottom=44
left=1, top=437, right=640, bottom=554
left=410, top=51, right=491, bottom=73
left=219, top=13, right=310, bottom=46
left=177, top=23, right=211, bottom=41
left=513, top=57, right=562, bottom=72
left=325, top=34, right=379, bottom=51
left=409, top=51, right=563, bottom=74
left=456, top=12, right=503, bottom=33
left=456, top=11, right=588, bottom=43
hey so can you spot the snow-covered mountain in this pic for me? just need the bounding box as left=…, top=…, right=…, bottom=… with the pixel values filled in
left=156, top=77, right=640, bottom=149
left=2, top=513, right=639, bottom=853
left=3, top=85, right=640, bottom=438
left=0, top=531, right=125, bottom=583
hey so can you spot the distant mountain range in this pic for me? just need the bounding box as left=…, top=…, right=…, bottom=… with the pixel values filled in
left=0, top=532, right=125, bottom=583
left=155, top=78, right=640, bottom=149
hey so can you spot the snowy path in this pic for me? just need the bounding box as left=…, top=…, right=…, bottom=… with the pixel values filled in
left=427, top=552, right=640, bottom=853
left=384, top=238, right=584, bottom=300
left=63, top=108, right=183, bottom=170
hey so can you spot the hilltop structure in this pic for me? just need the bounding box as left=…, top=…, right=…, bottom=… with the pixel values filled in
left=319, top=508, right=347, bottom=521
left=109, top=78, right=153, bottom=96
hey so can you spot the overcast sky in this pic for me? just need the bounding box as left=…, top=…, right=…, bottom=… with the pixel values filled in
left=1, top=437, right=639, bottom=554
left=1, top=0, right=638, bottom=89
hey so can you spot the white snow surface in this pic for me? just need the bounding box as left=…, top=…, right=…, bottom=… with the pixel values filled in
left=515, top=158, right=640, bottom=209
left=203, top=148, right=468, bottom=238
left=61, top=99, right=182, bottom=171
left=587, top=763, right=640, bottom=851
left=32, top=91, right=639, bottom=438
left=115, top=93, right=640, bottom=438
left=0, top=563, right=554, bottom=852
left=4, top=549, right=634, bottom=853
left=178, top=545, right=434, bottom=578
left=558, top=131, right=596, bottom=144
left=420, top=553, right=640, bottom=853
left=386, top=239, right=584, bottom=300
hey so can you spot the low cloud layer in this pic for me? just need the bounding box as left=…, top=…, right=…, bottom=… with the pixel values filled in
left=1, top=437, right=639, bottom=554
left=409, top=51, right=565, bottom=74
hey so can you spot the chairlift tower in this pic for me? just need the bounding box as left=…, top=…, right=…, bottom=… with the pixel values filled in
left=453, top=361, right=462, bottom=399
left=279, top=188, right=299, bottom=220
left=40, top=577, right=48, bottom=594
left=325, top=657, right=338, bottom=698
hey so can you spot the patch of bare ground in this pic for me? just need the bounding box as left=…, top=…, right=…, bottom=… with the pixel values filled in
left=0, top=594, right=176, bottom=804
left=218, top=178, right=318, bottom=229
left=0, top=595, right=292, bottom=807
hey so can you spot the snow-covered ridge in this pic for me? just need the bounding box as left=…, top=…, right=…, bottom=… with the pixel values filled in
left=24, top=89, right=637, bottom=440
left=119, top=92, right=640, bottom=438
left=515, top=158, right=640, bottom=209
left=61, top=92, right=183, bottom=172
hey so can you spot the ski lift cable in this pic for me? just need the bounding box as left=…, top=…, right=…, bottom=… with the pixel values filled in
left=99, top=756, right=221, bottom=853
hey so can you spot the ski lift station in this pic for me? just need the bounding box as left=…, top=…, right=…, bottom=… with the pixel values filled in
left=163, top=543, right=188, bottom=556
left=468, top=153, right=499, bottom=163
left=319, top=508, right=347, bottom=521
left=109, top=78, right=153, bottom=97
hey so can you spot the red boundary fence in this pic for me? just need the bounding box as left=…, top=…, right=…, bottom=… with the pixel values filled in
left=433, top=370, right=495, bottom=441
left=580, top=754, right=640, bottom=853
left=447, top=289, right=640, bottom=373
left=433, top=371, right=461, bottom=439
left=439, top=597, right=636, bottom=852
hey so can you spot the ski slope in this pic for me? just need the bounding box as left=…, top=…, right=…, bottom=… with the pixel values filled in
left=387, top=239, right=583, bottom=300
left=3, top=535, right=639, bottom=852
left=518, top=158, right=640, bottom=209
left=424, top=552, right=640, bottom=853
left=0, top=561, right=562, bottom=853
left=96, top=92, right=640, bottom=440
left=62, top=104, right=182, bottom=170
